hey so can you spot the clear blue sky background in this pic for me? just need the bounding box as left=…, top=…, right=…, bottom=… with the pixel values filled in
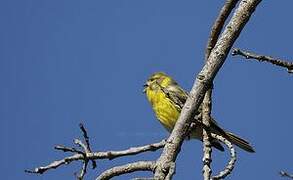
left=1, top=1, right=292, bottom=180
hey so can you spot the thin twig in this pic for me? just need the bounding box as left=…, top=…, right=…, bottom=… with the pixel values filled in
left=72, top=124, right=96, bottom=179
left=211, top=133, right=237, bottom=180
left=25, top=154, right=83, bottom=174
left=91, top=139, right=166, bottom=160
left=55, top=145, right=83, bottom=154
left=79, top=123, right=97, bottom=169
left=153, top=1, right=262, bottom=179
left=75, top=162, right=88, bottom=180
left=79, top=123, right=91, bottom=151
left=25, top=139, right=165, bottom=175
left=74, top=139, right=88, bottom=153
left=280, top=171, right=293, bottom=179
left=96, top=161, right=156, bottom=180
left=232, top=48, right=293, bottom=73
left=205, top=0, right=239, bottom=61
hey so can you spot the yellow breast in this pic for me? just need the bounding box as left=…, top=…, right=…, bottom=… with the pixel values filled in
left=146, top=88, right=180, bottom=132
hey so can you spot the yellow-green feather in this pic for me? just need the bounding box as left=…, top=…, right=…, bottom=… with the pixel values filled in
left=145, top=78, right=180, bottom=131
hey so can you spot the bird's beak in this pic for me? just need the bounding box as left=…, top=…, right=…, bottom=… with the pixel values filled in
left=143, top=83, right=148, bottom=93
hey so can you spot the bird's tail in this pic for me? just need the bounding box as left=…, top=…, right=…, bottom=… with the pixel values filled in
left=225, top=132, right=255, bottom=153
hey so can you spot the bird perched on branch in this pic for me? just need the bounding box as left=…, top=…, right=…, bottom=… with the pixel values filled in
left=143, top=72, right=254, bottom=153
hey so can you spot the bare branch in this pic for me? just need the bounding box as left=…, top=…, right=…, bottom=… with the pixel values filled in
left=232, top=48, right=293, bottom=73
left=280, top=171, right=293, bottom=179
left=75, top=161, right=88, bottom=180
left=202, top=90, right=213, bottom=180
left=26, top=140, right=165, bottom=173
left=55, top=145, right=84, bottom=154
left=79, top=123, right=97, bottom=169
left=26, top=130, right=165, bottom=176
left=74, top=139, right=89, bottom=154
left=203, top=1, right=239, bottom=178
left=96, top=161, right=156, bottom=180
left=25, top=154, right=83, bottom=174
left=154, top=1, right=262, bottom=179
left=73, top=123, right=97, bottom=179
left=90, top=139, right=166, bottom=160
left=79, top=123, right=91, bottom=151
left=211, top=133, right=237, bottom=180
left=205, top=0, right=239, bottom=61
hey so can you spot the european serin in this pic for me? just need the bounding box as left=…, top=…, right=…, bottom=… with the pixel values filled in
left=143, top=72, right=254, bottom=152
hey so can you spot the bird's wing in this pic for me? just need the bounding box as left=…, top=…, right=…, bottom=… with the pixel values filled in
left=159, top=81, right=231, bottom=141
left=160, top=83, right=188, bottom=109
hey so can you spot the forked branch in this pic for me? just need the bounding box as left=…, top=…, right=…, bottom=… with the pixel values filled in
left=25, top=124, right=166, bottom=179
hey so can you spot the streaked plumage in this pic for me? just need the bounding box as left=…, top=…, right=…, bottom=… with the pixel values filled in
left=144, top=72, right=254, bottom=153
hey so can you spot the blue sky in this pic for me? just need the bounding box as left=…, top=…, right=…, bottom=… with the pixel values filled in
left=1, top=1, right=292, bottom=179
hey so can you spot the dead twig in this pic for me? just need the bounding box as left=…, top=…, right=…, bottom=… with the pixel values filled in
left=232, top=48, right=293, bottom=73
left=79, top=123, right=97, bottom=169
left=25, top=124, right=166, bottom=179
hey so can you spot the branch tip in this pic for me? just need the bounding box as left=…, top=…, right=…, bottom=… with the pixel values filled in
left=232, top=48, right=293, bottom=73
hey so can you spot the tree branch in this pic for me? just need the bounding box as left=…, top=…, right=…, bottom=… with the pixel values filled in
left=96, top=161, right=156, bottom=180
left=79, top=123, right=97, bottom=169
left=205, top=0, right=239, bottom=61
left=202, top=90, right=213, bottom=180
left=232, top=48, right=293, bottom=73
left=91, top=139, right=165, bottom=160
left=26, top=139, right=165, bottom=174
left=25, top=154, right=83, bottom=174
left=153, top=1, right=262, bottom=179
left=211, top=133, right=237, bottom=179
left=203, top=1, right=239, bottom=179
left=25, top=124, right=166, bottom=179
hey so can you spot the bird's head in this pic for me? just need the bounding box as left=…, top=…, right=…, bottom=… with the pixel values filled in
left=143, top=72, right=172, bottom=93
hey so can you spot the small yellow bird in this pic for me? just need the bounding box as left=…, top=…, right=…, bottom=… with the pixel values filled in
left=143, top=72, right=254, bottom=152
